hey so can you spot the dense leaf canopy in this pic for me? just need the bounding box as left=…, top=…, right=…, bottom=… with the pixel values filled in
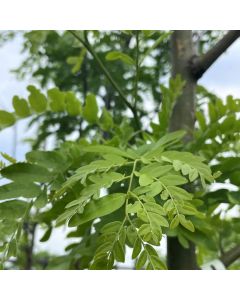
left=0, top=30, right=239, bottom=270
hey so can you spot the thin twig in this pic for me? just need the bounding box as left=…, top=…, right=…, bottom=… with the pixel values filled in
left=68, top=30, right=141, bottom=130
left=220, top=244, right=240, bottom=267
left=133, top=31, right=140, bottom=109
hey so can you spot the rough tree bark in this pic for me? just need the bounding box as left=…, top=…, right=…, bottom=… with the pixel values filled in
left=168, top=30, right=240, bottom=270
left=168, top=30, right=198, bottom=270
left=23, top=222, right=36, bottom=270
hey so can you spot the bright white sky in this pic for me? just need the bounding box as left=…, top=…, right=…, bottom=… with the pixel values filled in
left=0, top=33, right=240, bottom=258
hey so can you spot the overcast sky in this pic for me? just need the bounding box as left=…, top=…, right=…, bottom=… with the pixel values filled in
left=0, top=33, right=239, bottom=256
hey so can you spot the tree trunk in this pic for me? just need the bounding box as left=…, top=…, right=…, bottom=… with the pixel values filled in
left=168, top=30, right=198, bottom=270
left=170, top=30, right=196, bottom=139
left=23, top=222, right=36, bottom=270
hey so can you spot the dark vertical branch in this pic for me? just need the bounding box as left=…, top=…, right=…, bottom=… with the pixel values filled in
left=102, top=89, right=112, bottom=140
left=23, top=222, right=37, bottom=270
left=79, top=56, right=88, bottom=137
left=82, top=56, right=88, bottom=99
left=168, top=31, right=198, bottom=270
left=170, top=31, right=196, bottom=138
left=168, top=239, right=200, bottom=270
left=133, top=30, right=140, bottom=108
left=167, top=31, right=240, bottom=269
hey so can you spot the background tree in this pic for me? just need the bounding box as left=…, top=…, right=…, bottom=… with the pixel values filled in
left=0, top=30, right=240, bottom=270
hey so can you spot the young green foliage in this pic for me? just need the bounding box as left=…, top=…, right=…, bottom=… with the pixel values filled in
left=0, top=31, right=231, bottom=270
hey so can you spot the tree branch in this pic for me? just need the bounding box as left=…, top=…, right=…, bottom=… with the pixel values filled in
left=23, top=222, right=37, bottom=270
left=220, top=244, right=240, bottom=267
left=190, top=30, right=240, bottom=79
left=68, top=30, right=141, bottom=131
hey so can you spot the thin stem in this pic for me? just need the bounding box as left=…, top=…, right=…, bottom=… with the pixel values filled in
left=124, top=160, right=158, bottom=270
left=127, top=160, right=138, bottom=194
left=68, top=30, right=141, bottom=131
left=24, top=222, right=37, bottom=270
left=133, top=31, right=140, bottom=108
left=125, top=159, right=138, bottom=222
left=104, top=217, right=126, bottom=266
left=125, top=203, right=156, bottom=270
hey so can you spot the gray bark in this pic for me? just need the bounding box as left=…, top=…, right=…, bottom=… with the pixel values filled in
left=168, top=30, right=198, bottom=270
left=168, top=30, right=240, bottom=269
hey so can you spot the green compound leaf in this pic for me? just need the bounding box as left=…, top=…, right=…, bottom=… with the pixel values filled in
left=161, top=151, right=214, bottom=184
